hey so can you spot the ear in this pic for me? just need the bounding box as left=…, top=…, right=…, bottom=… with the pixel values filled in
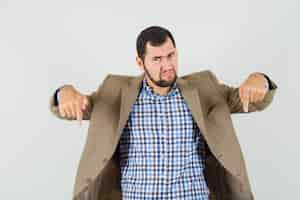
left=136, top=56, right=144, bottom=71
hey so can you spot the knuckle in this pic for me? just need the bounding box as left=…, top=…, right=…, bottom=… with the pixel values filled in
left=239, top=86, right=245, bottom=92
left=75, top=95, right=82, bottom=101
left=249, top=87, right=255, bottom=93
left=243, top=85, right=249, bottom=90
left=59, top=103, right=66, bottom=108
left=71, top=102, right=78, bottom=109
left=59, top=110, right=64, bottom=116
left=73, top=100, right=79, bottom=106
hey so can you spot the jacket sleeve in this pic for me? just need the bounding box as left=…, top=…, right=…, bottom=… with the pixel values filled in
left=49, top=74, right=111, bottom=121
left=207, top=70, right=278, bottom=114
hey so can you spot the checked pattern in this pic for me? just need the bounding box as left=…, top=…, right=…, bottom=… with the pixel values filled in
left=118, top=77, right=210, bottom=200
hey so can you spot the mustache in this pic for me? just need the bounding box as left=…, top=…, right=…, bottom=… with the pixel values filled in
left=161, top=69, right=176, bottom=74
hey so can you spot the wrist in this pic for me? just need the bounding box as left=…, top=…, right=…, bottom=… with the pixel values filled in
left=54, top=85, right=74, bottom=105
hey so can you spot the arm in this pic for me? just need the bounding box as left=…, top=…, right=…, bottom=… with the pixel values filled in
left=207, top=70, right=278, bottom=114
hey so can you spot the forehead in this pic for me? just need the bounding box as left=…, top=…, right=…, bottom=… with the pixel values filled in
left=145, top=37, right=176, bottom=57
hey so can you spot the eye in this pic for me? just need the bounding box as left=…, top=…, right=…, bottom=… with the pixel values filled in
left=153, top=57, right=161, bottom=62
left=168, top=53, right=174, bottom=58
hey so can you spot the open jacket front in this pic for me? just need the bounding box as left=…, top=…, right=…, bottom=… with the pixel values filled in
left=49, top=70, right=278, bottom=200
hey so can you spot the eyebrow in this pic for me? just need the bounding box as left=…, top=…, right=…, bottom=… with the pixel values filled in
left=152, top=51, right=175, bottom=59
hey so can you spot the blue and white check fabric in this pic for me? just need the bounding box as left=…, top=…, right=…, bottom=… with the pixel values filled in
left=118, top=77, right=210, bottom=200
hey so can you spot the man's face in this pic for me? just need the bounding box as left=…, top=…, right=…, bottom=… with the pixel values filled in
left=136, top=37, right=178, bottom=87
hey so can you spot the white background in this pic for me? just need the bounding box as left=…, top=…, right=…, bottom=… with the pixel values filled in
left=0, top=0, right=298, bottom=199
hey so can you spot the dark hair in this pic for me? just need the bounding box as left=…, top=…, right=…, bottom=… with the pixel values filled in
left=136, top=26, right=176, bottom=62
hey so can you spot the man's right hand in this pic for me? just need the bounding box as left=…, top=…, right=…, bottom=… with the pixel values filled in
left=57, top=85, right=90, bottom=125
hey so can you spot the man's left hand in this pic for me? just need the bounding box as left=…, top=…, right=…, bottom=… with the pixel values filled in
left=239, top=73, right=268, bottom=112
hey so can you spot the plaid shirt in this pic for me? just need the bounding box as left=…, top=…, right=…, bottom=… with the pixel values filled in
left=118, top=77, right=210, bottom=200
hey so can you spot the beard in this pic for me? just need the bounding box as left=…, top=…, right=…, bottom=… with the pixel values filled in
left=144, top=65, right=177, bottom=88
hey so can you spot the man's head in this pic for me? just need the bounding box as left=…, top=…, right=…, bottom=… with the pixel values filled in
left=136, top=26, right=178, bottom=89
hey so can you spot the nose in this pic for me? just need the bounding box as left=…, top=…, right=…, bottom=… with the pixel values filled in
left=161, top=58, right=173, bottom=71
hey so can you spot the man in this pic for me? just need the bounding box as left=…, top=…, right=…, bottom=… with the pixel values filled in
left=49, top=26, right=277, bottom=200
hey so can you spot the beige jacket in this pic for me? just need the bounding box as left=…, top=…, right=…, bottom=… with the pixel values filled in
left=49, top=70, right=278, bottom=200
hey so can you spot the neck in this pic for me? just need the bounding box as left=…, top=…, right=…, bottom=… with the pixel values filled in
left=146, top=77, right=171, bottom=96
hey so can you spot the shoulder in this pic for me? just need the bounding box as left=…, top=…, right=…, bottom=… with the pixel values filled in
left=180, top=70, right=222, bottom=96
left=98, top=73, right=140, bottom=95
left=180, top=70, right=217, bottom=83
left=104, top=73, right=138, bottom=84
left=93, top=73, right=137, bottom=104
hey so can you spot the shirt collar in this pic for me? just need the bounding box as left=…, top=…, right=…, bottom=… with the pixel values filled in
left=141, top=76, right=178, bottom=99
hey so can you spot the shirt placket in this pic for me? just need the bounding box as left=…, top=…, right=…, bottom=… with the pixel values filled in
left=154, top=97, right=165, bottom=197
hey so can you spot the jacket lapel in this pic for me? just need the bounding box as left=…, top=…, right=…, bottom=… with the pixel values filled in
left=117, top=73, right=145, bottom=137
left=176, top=78, right=209, bottom=140
left=176, top=78, right=222, bottom=158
